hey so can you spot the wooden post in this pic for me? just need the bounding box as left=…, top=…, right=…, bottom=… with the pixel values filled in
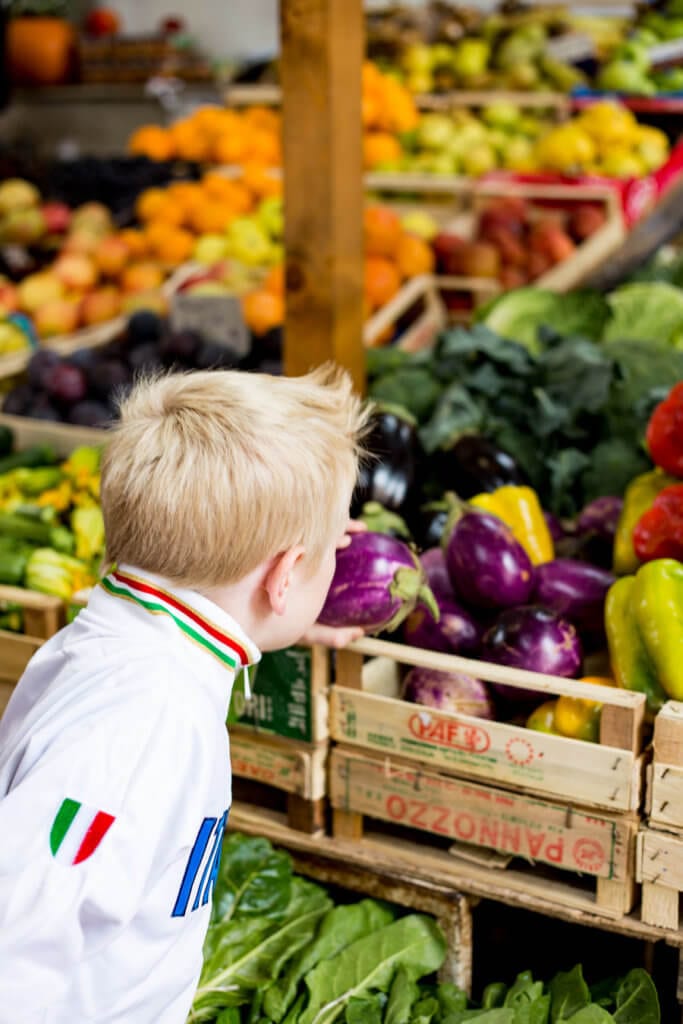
left=280, top=0, right=365, bottom=392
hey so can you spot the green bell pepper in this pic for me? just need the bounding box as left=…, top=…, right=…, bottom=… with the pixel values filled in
left=632, top=558, right=683, bottom=702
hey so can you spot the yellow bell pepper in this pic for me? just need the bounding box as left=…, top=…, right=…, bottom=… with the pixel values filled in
left=554, top=676, right=615, bottom=744
left=470, top=485, right=554, bottom=565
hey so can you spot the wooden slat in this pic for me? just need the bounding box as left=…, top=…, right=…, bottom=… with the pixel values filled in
left=655, top=702, right=683, bottom=767
left=0, top=414, right=107, bottom=455
left=637, top=828, right=683, bottom=931
left=230, top=732, right=327, bottom=802
left=330, top=686, right=641, bottom=813
left=0, top=679, right=15, bottom=716
left=329, top=747, right=636, bottom=883
left=648, top=703, right=683, bottom=831
left=280, top=0, right=365, bottom=391
left=0, top=633, right=42, bottom=684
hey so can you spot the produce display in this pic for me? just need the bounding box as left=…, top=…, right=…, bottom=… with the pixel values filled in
left=0, top=435, right=102, bottom=602
left=1, top=309, right=282, bottom=425
left=375, top=102, right=670, bottom=178
left=189, top=831, right=661, bottom=1023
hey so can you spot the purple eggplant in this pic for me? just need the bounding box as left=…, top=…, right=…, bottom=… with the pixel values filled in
left=576, top=496, right=623, bottom=541
left=482, top=605, right=583, bottom=703
left=420, top=547, right=455, bottom=600
left=404, top=592, right=481, bottom=655
left=532, top=558, right=615, bottom=634
left=318, top=531, right=438, bottom=633
left=401, top=666, right=494, bottom=719
left=544, top=510, right=566, bottom=544
left=445, top=509, right=535, bottom=609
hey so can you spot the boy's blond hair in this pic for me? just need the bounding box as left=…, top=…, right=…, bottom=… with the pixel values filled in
left=100, top=366, right=368, bottom=589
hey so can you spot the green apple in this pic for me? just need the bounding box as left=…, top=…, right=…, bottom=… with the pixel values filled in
left=226, top=218, right=273, bottom=266
left=416, top=113, right=457, bottom=152
left=462, top=143, right=498, bottom=177
left=481, top=101, right=521, bottom=130
left=402, top=44, right=434, bottom=75
left=452, top=38, right=491, bottom=80
left=256, top=196, right=284, bottom=240
left=400, top=210, right=439, bottom=241
left=193, top=234, right=231, bottom=265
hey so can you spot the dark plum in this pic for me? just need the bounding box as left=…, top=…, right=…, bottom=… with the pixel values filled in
left=160, top=329, right=201, bottom=366
left=194, top=340, right=238, bottom=370
left=67, top=400, right=111, bottom=427
left=89, top=359, right=132, bottom=400
left=2, top=384, right=33, bottom=415
left=127, top=310, right=163, bottom=345
left=44, top=364, right=88, bottom=406
left=27, top=349, right=62, bottom=389
left=67, top=347, right=100, bottom=373
left=127, top=342, right=163, bottom=374
left=27, top=396, right=61, bottom=421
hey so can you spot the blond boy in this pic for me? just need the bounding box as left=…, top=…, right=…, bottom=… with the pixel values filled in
left=0, top=366, right=367, bottom=1024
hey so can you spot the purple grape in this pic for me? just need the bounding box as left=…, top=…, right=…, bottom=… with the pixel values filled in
left=27, top=350, right=62, bottom=389
left=67, top=400, right=111, bottom=427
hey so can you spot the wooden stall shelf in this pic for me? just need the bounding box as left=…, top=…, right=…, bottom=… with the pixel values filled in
left=647, top=702, right=683, bottom=834
left=637, top=827, right=683, bottom=933
left=230, top=730, right=328, bottom=836
left=0, top=585, right=65, bottom=693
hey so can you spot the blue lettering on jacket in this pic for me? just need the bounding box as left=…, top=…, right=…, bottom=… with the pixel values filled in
left=172, top=810, right=229, bottom=917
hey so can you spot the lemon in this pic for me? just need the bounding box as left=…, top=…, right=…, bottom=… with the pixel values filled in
left=599, top=150, right=647, bottom=179
left=634, top=125, right=670, bottom=172
left=535, top=124, right=596, bottom=173
left=578, top=101, right=638, bottom=145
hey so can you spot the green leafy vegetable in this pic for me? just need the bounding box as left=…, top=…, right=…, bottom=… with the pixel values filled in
left=264, top=900, right=395, bottom=1021
left=345, top=994, right=384, bottom=1023
left=603, top=283, right=683, bottom=346
left=550, top=965, right=591, bottom=1021
left=613, top=969, right=660, bottom=1023
left=385, top=967, right=421, bottom=1024
left=299, top=915, right=446, bottom=1024
left=476, top=289, right=608, bottom=352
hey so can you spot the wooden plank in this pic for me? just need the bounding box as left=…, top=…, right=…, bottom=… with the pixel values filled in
left=0, top=414, right=107, bottom=456
left=229, top=802, right=660, bottom=929
left=650, top=764, right=683, bottom=833
left=0, top=680, right=14, bottom=716
left=280, top=0, right=365, bottom=391
left=330, top=686, right=641, bottom=813
left=329, top=747, right=636, bottom=883
left=637, top=829, right=683, bottom=931
left=230, top=732, right=327, bottom=801
left=655, top=702, right=683, bottom=767
left=0, top=633, right=42, bottom=683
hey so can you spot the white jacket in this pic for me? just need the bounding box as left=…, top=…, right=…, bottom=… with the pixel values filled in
left=0, top=565, right=260, bottom=1024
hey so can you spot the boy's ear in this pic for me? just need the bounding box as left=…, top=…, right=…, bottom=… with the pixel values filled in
left=264, top=545, right=305, bottom=615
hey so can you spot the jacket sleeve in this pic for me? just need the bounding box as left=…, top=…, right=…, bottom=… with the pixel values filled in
left=0, top=680, right=215, bottom=1017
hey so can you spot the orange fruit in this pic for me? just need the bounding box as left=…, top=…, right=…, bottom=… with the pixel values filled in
left=364, top=257, right=401, bottom=310
left=128, top=125, right=174, bottom=162
left=146, top=197, right=185, bottom=229
left=263, top=264, right=284, bottom=296
left=396, top=233, right=435, bottom=279
left=169, top=120, right=210, bottom=163
left=243, top=106, right=280, bottom=133
left=363, top=132, right=403, bottom=170
left=240, top=163, right=283, bottom=199
left=248, top=130, right=281, bottom=167
left=189, top=202, right=236, bottom=235
left=202, top=174, right=253, bottom=214
left=148, top=226, right=195, bottom=267
left=117, top=229, right=148, bottom=260
left=121, top=261, right=165, bottom=294
left=166, top=181, right=205, bottom=219
left=242, top=288, right=284, bottom=336
left=364, top=205, right=402, bottom=259
left=212, top=133, right=248, bottom=166
left=135, top=187, right=169, bottom=223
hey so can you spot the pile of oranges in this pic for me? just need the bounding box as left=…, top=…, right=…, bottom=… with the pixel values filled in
left=131, top=168, right=282, bottom=268
left=362, top=62, right=418, bottom=171
left=364, top=204, right=434, bottom=316
left=129, top=105, right=282, bottom=169
left=128, top=65, right=416, bottom=177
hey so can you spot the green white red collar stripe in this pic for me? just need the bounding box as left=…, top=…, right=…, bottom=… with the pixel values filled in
left=100, top=569, right=253, bottom=670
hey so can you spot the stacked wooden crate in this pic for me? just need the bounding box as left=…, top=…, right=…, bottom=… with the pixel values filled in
left=228, top=644, right=331, bottom=835
left=328, top=637, right=648, bottom=919
left=637, top=701, right=683, bottom=932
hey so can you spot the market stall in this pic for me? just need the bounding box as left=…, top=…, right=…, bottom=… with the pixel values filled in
left=1, top=0, right=683, bottom=1021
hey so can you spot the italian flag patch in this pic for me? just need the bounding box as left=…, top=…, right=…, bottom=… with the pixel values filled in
left=49, top=798, right=115, bottom=865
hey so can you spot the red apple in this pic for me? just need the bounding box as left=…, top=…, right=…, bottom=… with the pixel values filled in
left=432, top=231, right=466, bottom=275
left=448, top=241, right=501, bottom=279
left=53, top=253, right=99, bottom=292
left=530, top=220, right=576, bottom=265
left=85, top=7, right=121, bottom=36
left=80, top=286, right=122, bottom=326
left=569, top=203, right=607, bottom=241
left=41, top=202, right=72, bottom=235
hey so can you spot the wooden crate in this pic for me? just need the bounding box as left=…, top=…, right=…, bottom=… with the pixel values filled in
left=647, top=701, right=683, bottom=834
left=0, top=414, right=107, bottom=456
left=230, top=731, right=328, bottom=835
left=228, top=644, right=329, bottom=745
left=331, top=638, right=647, bottom=814
left=0, top=585, right=65, bottom=698
left=330, top=745, right=638, bottom=917
left=637, top=826, right=683, bottom=932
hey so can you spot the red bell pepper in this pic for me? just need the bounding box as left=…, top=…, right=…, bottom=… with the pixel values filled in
left=646, top=382, right=683, bottom=478
left=633, top=483, right=683, bottom=562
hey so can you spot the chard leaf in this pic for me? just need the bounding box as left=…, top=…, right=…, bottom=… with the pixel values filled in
left=385, top=967, right=421, bottom=1024
left=550, top=965, right=591, bottom=1021
left=411, top=995, right=440, bottom=1022
left=564, top=1010, right=613, bottom=1023
left=212, top=833, right=292, bottom=924
left=264, top=900, right=395, bottom=1021
left=482, top=984, right=507, bottom=1009
left=613, top=969, right=660, bottom=1023
left=514, top=994, right=551, bottom=1024
left=437, top=983, right=469, bottom=1015
left=504, top=972, right=544, bottom=1008
left=282, top=994, right=306, bottom=1024
left=442, top=1011, right=515, bottom=1022
left=345, top=994, right=384, bottom=1023
left=299, top=915, right=446, bottom=1024
left=189, top=879, right=331, bottom=1021
left=216, top=1010, right=241, bottom=1024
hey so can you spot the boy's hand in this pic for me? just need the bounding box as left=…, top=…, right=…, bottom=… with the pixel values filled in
left=299, top=519, right=367, bottom=648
